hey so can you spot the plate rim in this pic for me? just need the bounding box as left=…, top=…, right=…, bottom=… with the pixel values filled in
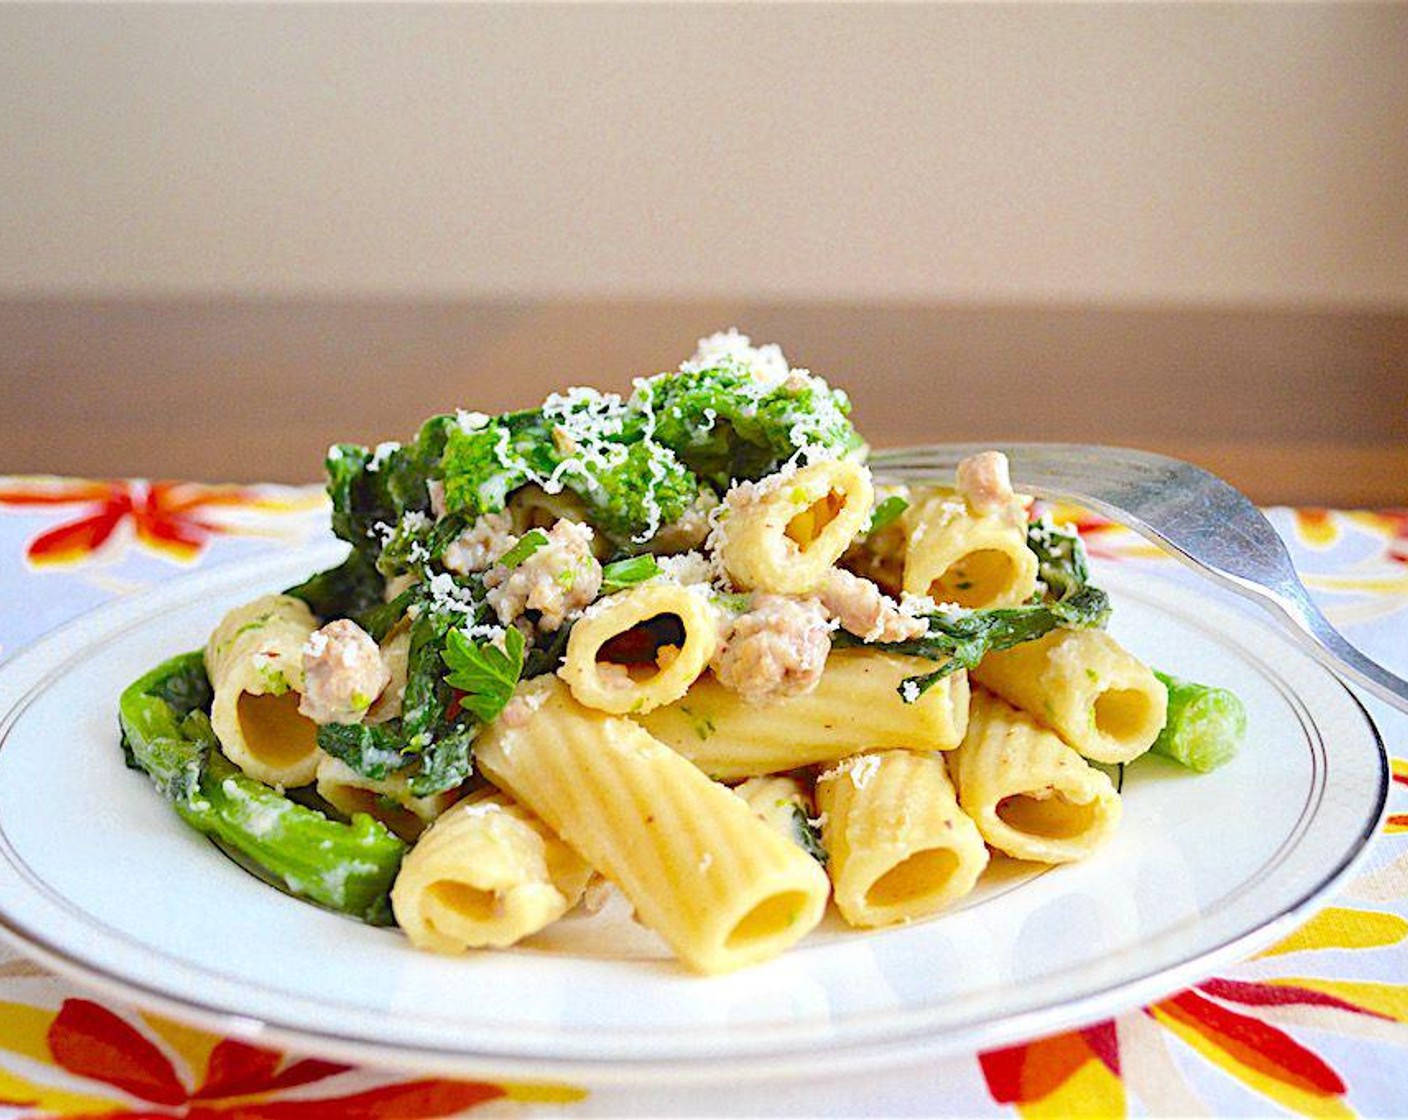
left=0, top=549, right=1389, bottom=1084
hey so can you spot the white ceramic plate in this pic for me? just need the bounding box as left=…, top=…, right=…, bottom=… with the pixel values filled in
left=0, top=548, right=1386, bottom=1084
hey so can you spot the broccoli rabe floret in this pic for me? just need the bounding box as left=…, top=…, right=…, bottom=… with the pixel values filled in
left=638, top=363, right=865, bottom=491
left=438, top=406, right=698, bottom=546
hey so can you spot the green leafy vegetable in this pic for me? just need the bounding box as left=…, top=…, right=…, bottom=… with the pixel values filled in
left=1026, top=516, right=1091, bottom=602
left=497, top=529, right=549, bottom=569
left=439, top=409, right=698, bottom=546
left=867, top=495, right=909, bottom=534
left=790, top=804, right=829, bottom=865
left=118, top=652, right=406, bottom=924
left=1149, top=669, right=1247, bottom=772
left=316, top=722, right=414, bottom=781
left=851, top=586, right=1113, bottom=701
left=443, top=625, right=527, bottom=723
left=640, top=364, right=864, bottom=491
left=600, top=554, right=662, bottom=594
left=284, top=549, right=384, bottom=620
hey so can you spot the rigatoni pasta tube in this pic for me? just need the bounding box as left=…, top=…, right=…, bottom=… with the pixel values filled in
left=315, top=755, right=458, bottom=842
left=390, top=791, right=592, bottom=953
left=477, top=678, right=830, bottom=974
left=972, top=629, right=1167, bottom=764
left=951, top=689, right=1121, bottom=863
left=205, top=594, right=322, bottom=787
left=558, top=582, right=718, bottom=715
left=719, top=459, right=874, bottom=594
left=901, top=490, right=1038, bottom=609
left=638, top=649, right=969, bottom=780
left=816, top=750, right=988, bottom=928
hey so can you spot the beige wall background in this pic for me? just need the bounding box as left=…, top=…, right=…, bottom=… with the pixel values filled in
left=3, top=3, right=1407, bottom=307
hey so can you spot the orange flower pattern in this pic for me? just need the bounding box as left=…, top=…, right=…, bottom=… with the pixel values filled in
left=0, top=480, right=1404, bottom=1117
left=0, top=478, right=323, bottom=568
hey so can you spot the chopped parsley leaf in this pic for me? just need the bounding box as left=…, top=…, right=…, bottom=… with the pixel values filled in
left=442, top=625, right=526, bottom=724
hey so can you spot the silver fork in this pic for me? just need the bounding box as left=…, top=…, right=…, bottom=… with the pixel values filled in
left=869, top=443, right=1408, bottom=715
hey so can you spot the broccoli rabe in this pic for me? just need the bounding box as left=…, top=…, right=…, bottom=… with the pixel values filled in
left=438, top=405, right=698, bottom=546
left=638, top=364, right=865, bottom=491
left=1026, top=515, right=1091, bottom=602
left=119, top=652, right=405, bottom=924
left=850, top=586, right=1113, bottom=700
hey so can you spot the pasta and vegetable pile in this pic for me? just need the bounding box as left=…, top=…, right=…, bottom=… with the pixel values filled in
left=118, top=332, right=1247, bottom=974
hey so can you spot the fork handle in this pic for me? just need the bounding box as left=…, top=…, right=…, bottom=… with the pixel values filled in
left=1266, top=586, right=1408, bottom=715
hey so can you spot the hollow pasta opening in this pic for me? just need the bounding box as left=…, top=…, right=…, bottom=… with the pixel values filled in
left=725, top=890, right=813, bottom=949
left=930, top=549, right=1017, bottom=608
left=427, top=880, right=502, bottom=923
left=996, top=791, right=1099, bottom=839
left=236, top=691, right=319, bottom=768
left=1094, top=688, right=1156, bottom=742
left=864, top=847, right=961, bottom=909
left=326, top=785, right=426, bottom=841
left=785, top=489, right=846, bottom=549
left=596, top=613, right=687, bottom=683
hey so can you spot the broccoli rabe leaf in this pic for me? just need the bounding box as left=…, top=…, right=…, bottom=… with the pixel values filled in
left=354, top=584, right=424, bottom=644
left=842, top=586, right=1112, bottom=701
left=867, top=495, right=909, bottom=534
left=443, top=625, right=526, bottom=724
left=325, top=416, right=455, bottom=567
left=790, top=804, right=829, bottom=865
left=600, top=554, right=662, bottom=594
left=408, top=725, right=477, bottom=798
left=497, top=529, right=549, bottom=569
left=316, top=722, right=414, bottom=781
left=285, top=549, right=384, bottom=620
left=1026, top=516, right=1091, bottom=602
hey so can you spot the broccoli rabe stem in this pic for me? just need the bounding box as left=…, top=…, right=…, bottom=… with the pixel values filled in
left=119, top=652, right=406, bottom=925
left=1149, top=669, right=1247, bottom=772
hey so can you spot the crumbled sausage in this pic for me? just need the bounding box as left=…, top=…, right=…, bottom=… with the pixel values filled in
left=956, top=451, right=1024, bottom=525
left=442, top=510, right=517, bottom=575
left=819, top=568, right=927, bottom=643
left=299, top=619, right=391, bottom=725
left=484, top=519, right=603, bottom=632
left=711, top=594, right=831, bottom=703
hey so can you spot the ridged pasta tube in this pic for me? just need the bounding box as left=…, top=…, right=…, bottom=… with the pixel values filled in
left=719, top=460, right=874, bottom=594
left=901, top=490, right=1038, bottom=608
left=390, top=790, right=592, bottom=953
left=476, top=678, right=831, bottom=974
left=558, top=582, right=719, bottom=714
left=816, top=750, right=988, bottom=927
left=638, top=649, right=970, bottom=780
left=315, top=755, right=459, bottom=842
left=951, top=689, right=1122, bottom=863
left=205, top=594, right=322, bottom=787
left=972, top=629, right=1167, bottom=764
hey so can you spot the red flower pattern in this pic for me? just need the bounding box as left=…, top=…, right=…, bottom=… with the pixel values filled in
left=29, top=999, right=510, bottom=1119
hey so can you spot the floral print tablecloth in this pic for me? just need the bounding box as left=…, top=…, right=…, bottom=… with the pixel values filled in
left=0, top=477, right=1404, bottom=1119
